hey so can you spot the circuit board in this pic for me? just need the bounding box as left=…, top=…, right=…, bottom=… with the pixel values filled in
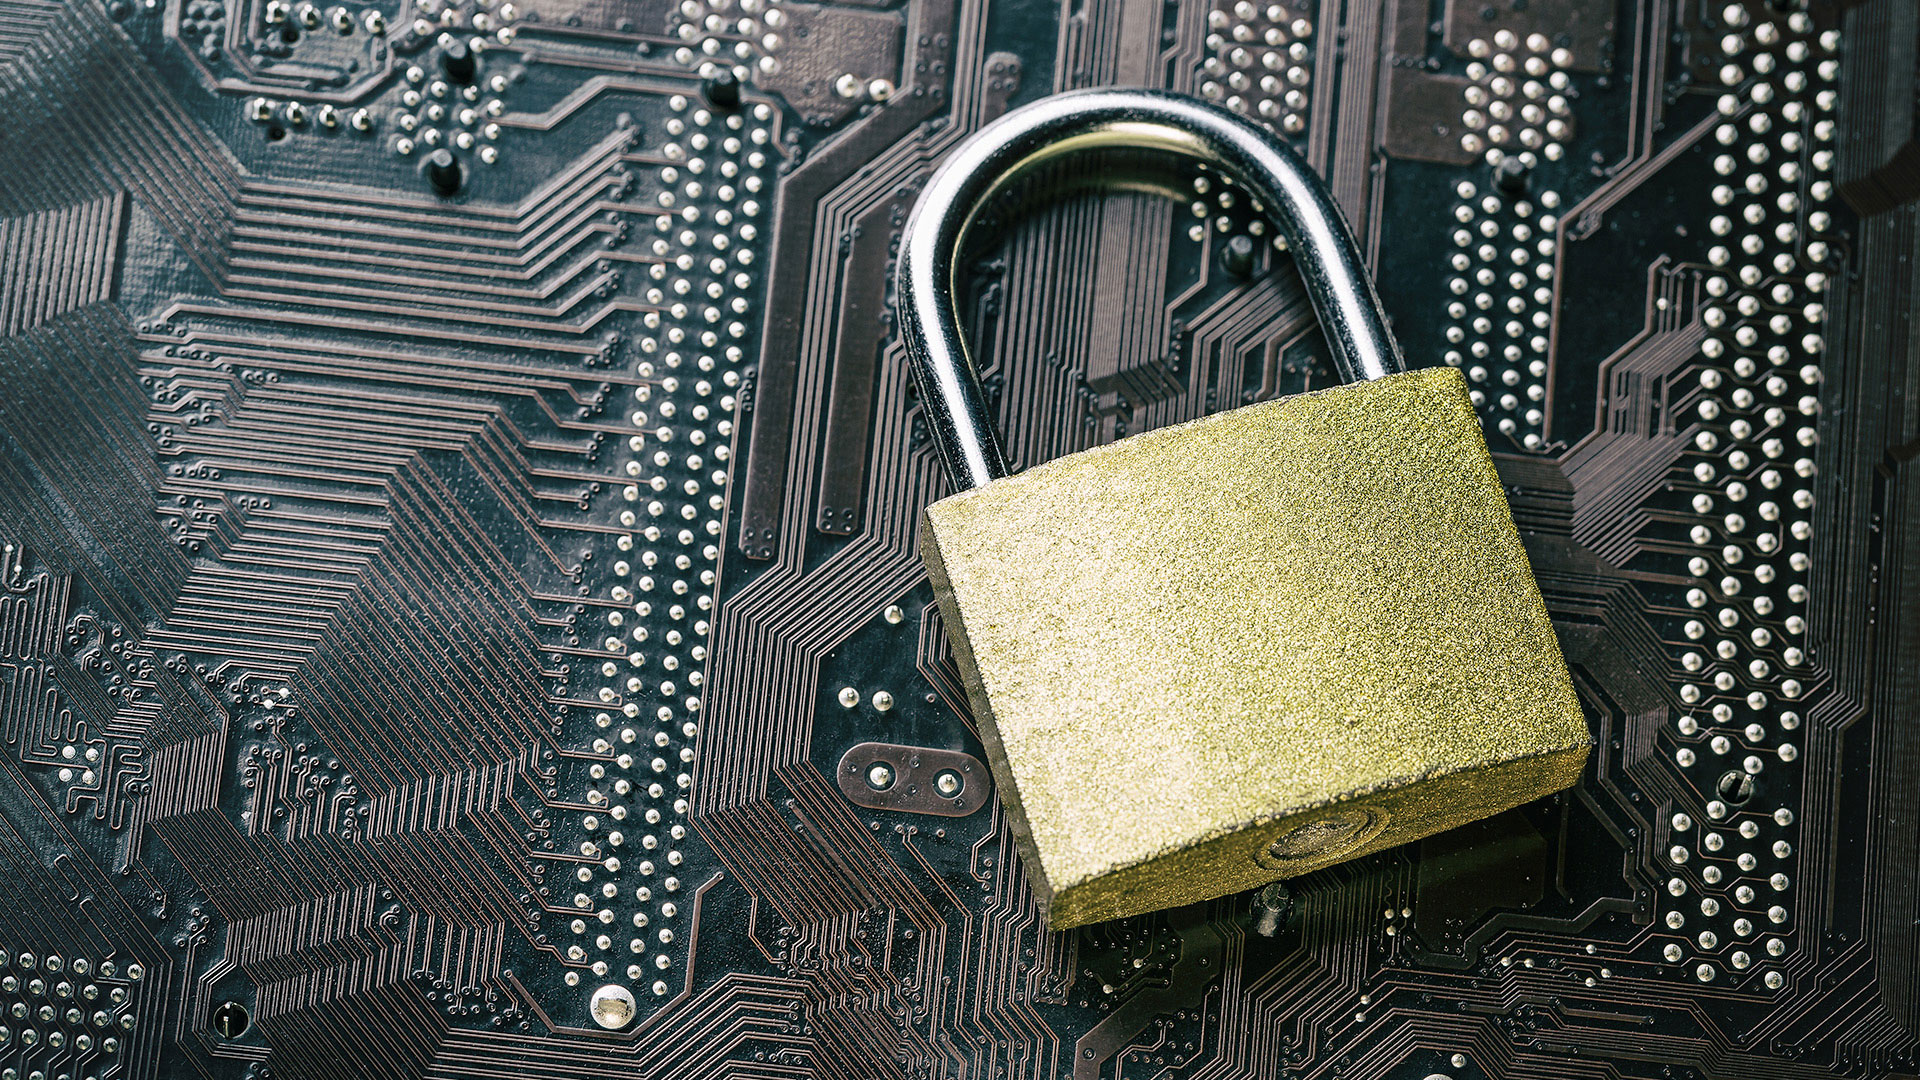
left=0, top=0, right=1915, bottom=1075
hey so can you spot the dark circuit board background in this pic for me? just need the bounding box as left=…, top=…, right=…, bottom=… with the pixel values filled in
left=0, top=0, right=1917, bottom=1076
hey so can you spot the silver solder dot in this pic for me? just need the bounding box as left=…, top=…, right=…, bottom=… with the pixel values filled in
left=589, top=983, right=637, bottom=1029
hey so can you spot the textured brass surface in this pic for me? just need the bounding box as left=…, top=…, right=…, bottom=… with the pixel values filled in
left=921, top=367, right=1591, bottom=929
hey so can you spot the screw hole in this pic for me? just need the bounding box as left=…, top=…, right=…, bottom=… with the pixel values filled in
left=211, top=1000, right=250, bottom=1039
left=1717, top=770, right=1755, bottom=805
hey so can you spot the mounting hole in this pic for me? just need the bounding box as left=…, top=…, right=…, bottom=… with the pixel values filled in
left=212, top=1000, right=250, bottom=1039
left=1716, top=770, right=1755, bottom=806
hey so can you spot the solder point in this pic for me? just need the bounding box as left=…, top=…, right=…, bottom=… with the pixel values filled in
left=588, top=984, right=637, bottom=1029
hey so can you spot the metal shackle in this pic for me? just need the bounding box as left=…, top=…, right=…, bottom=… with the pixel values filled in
left=895, top=88, right=1409, bottom=491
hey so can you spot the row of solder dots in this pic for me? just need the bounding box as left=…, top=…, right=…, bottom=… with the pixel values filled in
left=1456, top=31, right=1575, bottom=163
left=392, top=0, right=520, bottom=160
left=391, top=0, right=518, bottom=161
left=391, top=63, right=511, bottom=163
left=1443, top=183, right=1561, bottom=451
left=1197, top=3, right=1315, bottom=136
left=670, top=0, right=898, bottom=104
left=568, top=96, right=766, bottom=1006
left=0, top=951, right=139, bottom=1067
left=1440, top=31, right=1573, bottom=451
left=1660, top=6, right=1836, bottom=992
left=239, top=0, right=520, bottom=149
left=1184, top=171, right=1283, bottom=247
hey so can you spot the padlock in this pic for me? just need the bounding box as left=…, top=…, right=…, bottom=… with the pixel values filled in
left=896, top=89, right=1591, bottom=929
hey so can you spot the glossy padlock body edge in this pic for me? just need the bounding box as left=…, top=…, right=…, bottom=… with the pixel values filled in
left=896, top=87, right=1404, bottom=491
left=896, top=89, right=1592, bottom=929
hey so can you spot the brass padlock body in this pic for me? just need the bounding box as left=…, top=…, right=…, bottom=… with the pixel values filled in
left=923, top=367, right=1590, bottom=928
